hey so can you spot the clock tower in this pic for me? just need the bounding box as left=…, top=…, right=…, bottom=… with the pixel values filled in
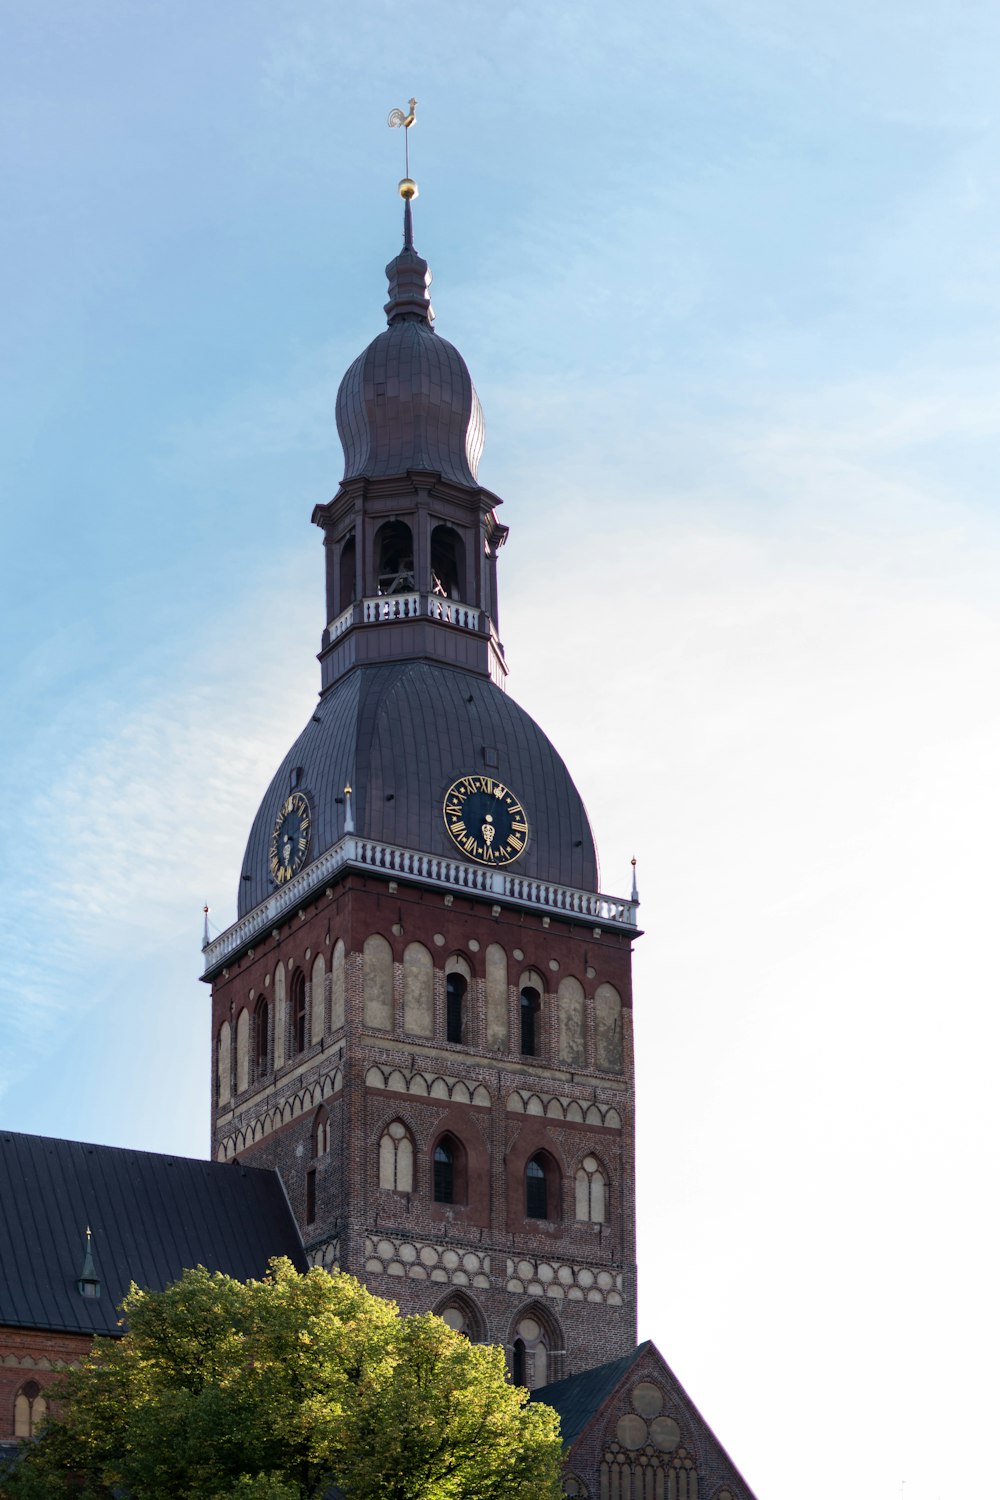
left=203, top=191, right=641, bottom=1387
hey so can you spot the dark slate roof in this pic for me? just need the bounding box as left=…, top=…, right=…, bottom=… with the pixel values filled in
left=238, top=660, right=599, bottom=915
left=534, top=1342, right=651, bottom=1444
left=335, top=231, right=484, bottom=491
left=0, top=1132, right=307, bottom=1336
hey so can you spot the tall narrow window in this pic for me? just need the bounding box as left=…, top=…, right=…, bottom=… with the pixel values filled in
left=434, top=1141, right=455, bottom=1204
left=376, top=520, right=414, bottom=595
left=446, top=973, right=466, bottom=1044
left=289, top=969, right=306, bottom=1056
left=575, top=1155, right=608, bottom=1223
left=525, top=1156, right=547, bottom=1218
left=520, top=987, right=540, bottom=1057
left=379, top=1121, right=414, bottom=1192
left=253, top=997, right=269, bottom=1079
left=305, top=1168, right=316, bottom=1224
left=512, top=1338, right=527, bottom=1388
left=312, top=1107, right=330, bottom=1158
left=13, top=1382, right=46, bottom=1439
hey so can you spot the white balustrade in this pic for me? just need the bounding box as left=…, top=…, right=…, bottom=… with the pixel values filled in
left=327, top=594, right=483, bottom=638
left=203, top=834, right=637, bottom=971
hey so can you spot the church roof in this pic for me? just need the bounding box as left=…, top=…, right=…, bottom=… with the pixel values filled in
left=237, top=659, right=599, bottom=915
left=535, top=1341, right=651, bottom=1444
left=0, top=1131, right=307, bottom=1337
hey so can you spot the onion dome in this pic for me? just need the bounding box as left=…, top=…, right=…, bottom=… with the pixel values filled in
left=335, top=203, right=485, bottom=487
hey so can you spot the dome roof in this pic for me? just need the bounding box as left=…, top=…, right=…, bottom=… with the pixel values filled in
left=335, top=237, right=484, bottom=488
left=238, top=662, right=598, bottom=916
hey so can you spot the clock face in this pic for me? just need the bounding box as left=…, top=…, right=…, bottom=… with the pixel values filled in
left=269, top=792, right=312, bottom=885
left=443, top=775, right=529, bottom=866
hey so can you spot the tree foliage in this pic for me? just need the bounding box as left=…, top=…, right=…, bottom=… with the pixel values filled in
left=1, top=1259, right=562, bottom=1500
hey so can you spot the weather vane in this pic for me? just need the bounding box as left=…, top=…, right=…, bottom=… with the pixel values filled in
left=387, top=97, right=418, bottom=200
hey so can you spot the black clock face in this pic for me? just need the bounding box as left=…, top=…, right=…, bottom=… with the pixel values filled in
left=269, top=792, right=311, bottom=885
left=443, top=775, right=528, bottom=865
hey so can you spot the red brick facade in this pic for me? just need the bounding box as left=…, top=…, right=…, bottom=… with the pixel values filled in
left=209, top=871, right=638, bottom=1383
left=0, top=1327, right=89, bottom=1441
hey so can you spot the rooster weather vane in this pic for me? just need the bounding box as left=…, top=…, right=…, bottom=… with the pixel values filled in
left=387, top=97, right=418, bottom=200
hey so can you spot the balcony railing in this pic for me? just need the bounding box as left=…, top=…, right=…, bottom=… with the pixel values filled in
left=329, top=593, right=483, bottom=641
left=202, top=835, right=639, bottom=972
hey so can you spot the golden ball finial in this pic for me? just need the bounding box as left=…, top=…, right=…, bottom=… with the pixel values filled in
left=398, top=177, right=419, bottom=201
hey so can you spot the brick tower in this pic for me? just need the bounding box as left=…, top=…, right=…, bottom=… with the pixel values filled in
left=203, top=188, right=641, bottom=1387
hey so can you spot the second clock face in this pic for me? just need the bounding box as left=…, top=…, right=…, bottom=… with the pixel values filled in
left=443, top=775, right=529, bottom=865
left=269, top=791, right=311, bottom=885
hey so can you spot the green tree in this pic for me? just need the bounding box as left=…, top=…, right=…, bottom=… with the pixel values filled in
left=1, top=1258, right=562, bottom=1500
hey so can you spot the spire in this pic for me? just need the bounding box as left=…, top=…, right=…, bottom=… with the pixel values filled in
left=385, top=96, right=433, bottom=326
left=77, top=1225, right=101, bottom=1299
left=631, top=857, right=639, bottom=904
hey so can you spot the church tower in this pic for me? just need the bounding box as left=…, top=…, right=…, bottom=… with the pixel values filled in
left=203, top=186, right=641, bottom=1387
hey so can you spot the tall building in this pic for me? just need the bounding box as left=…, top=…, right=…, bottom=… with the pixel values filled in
left=3, top=178, right=761, bottom=1500
left=203, top=188, right=640, bottom=1385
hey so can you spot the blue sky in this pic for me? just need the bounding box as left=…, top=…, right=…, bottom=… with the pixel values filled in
left=3, top=4, right=1000, bottom=1498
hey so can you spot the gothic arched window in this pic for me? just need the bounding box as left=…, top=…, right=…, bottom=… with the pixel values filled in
left=526, top=1152, right=559, bottom=1221
left=13, top=1381, right=46, bottom=1439
left=253, top=997, right=269, bottom=1080
left=520, top=986, right=541, bottom=1057
left=510, top=1311, right=559, bottom=1389
left=289, top=969, right=306, bottom=1056
left=378, top=1121, right=414, bottom=1192
left=575, top=1154, right=608, bottom=1223
left=433, top=1133, right=466, bottom=1205
left=312, top=1106, right=330, bottom=1158
left=446, top=972, right=467, bottom=1044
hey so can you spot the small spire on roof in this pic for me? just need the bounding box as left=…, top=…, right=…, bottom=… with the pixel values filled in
left=630, top=856, right=639, bottom=904
left=202, top=904, right=211, bottom=948
left=77, top=1225, right=101, bottom=1300
left=343, top=784, right=355, bottom=834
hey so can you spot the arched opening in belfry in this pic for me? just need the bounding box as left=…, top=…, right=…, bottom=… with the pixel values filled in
left=339, top=534, right=356, bottom=608
left=431, top=524, right=465, bottom=600
left=520, top=986, right=541, bottom=1057
left=375, top=520, right=414, bottom=595
left=446, top=972, right=467, bottom=1044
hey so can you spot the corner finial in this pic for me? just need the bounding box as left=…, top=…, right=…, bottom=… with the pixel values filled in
left=202, top=904, right=211, bottom=948
left=343, top=783, right=355, bottom=834
left=388, top=97, right=419, bottom=248
left=630, top=856, right=639, bottom=904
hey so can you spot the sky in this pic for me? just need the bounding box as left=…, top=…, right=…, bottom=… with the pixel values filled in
left=2, top=2, right=1000, bottom=1497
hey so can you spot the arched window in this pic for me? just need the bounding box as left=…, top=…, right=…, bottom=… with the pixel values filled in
left=431, top=524, right=465, bottom=600
left=575, top=1155, right=608, bottom=1223
left=289, top=969, right=306, bottom=1056
left=525, top=1152, right=559, bottom=1221
left=376, top=520, right=414, bottom=595
left=432, top=1133, right=466, bottom=1205
left=446, top=972, right=467, bottom=1044
left=13, top=1381, right=46, bottom=1439
left=312, top=1106, right=330, bottom=1158
left=339, top=533, right=356, bottom=607
left=510, top=1312, right=559, bottom=1389
left=520, top=986, right=541, bottom=1057
left=253, top=997, right=269, bottom=1079
left=378, top=1121, right=414, bottom=1192
left=434, top=1141, right=455, bottom=1204
left=436, top=1292, right=486, bottom=1342
left=216, top=1020, right=232, bottom=1106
